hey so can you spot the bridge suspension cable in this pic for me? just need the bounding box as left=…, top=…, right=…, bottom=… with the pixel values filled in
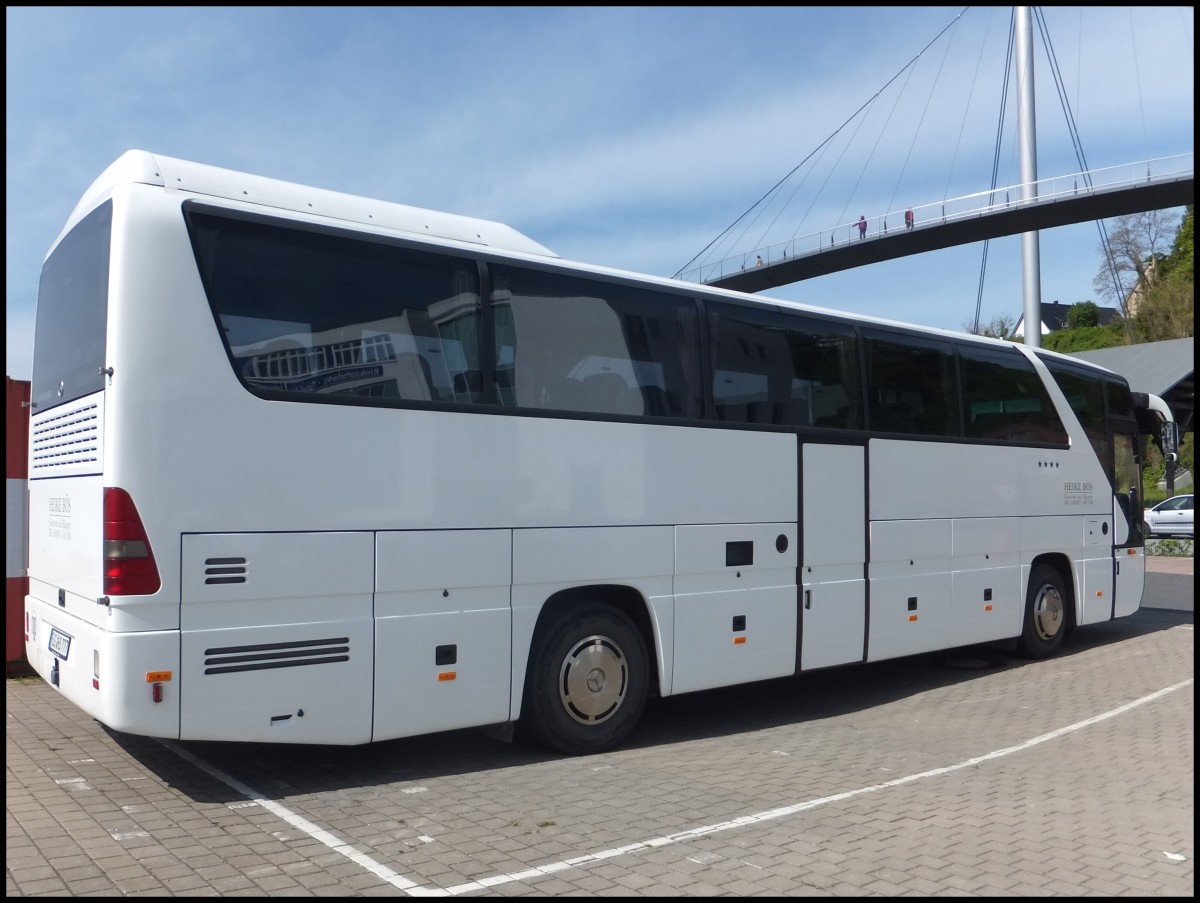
left=972, top=9, right=1016, bottom=334
left=672, top=7, right=971, bottom=280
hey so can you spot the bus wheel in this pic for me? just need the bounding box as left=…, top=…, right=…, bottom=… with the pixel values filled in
left=521, top=605, right=648, bottom=756
left=1016, top=564, right=1068, bottom=659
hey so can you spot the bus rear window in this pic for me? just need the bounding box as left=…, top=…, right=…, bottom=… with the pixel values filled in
left=31, top=201, right=111, bottom=412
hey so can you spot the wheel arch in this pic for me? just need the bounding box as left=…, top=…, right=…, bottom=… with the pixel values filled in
left=523, top=584, right=661, bottom=700
left=515, top=584, right=658, bottom=754
left=1027, top=552, right=1077, bottom=634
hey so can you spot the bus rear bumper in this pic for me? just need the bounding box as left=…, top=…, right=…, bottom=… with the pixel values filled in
left=23, top=594, right=180, bottom=740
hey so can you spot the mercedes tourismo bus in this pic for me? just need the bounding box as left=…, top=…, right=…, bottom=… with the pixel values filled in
left=24, top=151, right=1178, bottom=755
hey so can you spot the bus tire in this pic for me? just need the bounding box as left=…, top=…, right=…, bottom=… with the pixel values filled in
left=521, top=604, right=648, bottom=756
left=1016, top=563, right=1069, bottom=659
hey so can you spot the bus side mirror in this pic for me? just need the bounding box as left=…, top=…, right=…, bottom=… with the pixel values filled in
left=1162, top=421, right=1179, bottom=456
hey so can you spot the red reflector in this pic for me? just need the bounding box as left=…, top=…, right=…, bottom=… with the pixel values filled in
left=151, top=682, right=163, bottom=703
left=103, top=488, right=161, bottom=595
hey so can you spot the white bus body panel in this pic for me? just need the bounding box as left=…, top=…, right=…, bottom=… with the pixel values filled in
left=672, top=522, right=798, bottom=694
left=869, top=518, right=953, bottom=661
left=949, top=517, right=1022, bottom=646
left=1077, top=555, right=1115, bottom=625
left=179, top=532, right=375, bottom=743
left=26, top=396, right=105, bottom=619
left=801, top=444, right=867, bottom=670
left=374, top=529, right=512, bottom=740
left=1077, top=513, right=1116, bottom=625
left=24, top=391, right=124, bottom=721
left=869, top=438, right=1089, bottom=521
left=1113, top=549, right=1145, bottom=619
left=870, top=436, right=1117, bottom=645
left=510, top=525, right=675, bottom=713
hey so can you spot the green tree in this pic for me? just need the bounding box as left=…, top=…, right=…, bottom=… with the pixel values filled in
left=1159, top=204, right=1195, bottom=282
left=1066, top=301, right=1100, bottom=328
left=1132, top=205, right=1194, bottom=341
left=1134, top=277, right=1195, bottom=341
left=1040, top=321, right=1126, bottom=353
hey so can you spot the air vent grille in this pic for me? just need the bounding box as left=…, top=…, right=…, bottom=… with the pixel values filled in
left=204, top=557, right=247, bottom=584
left=203, top=637, right=350, bottom=675
left=31, top=403, right=99, bottom=471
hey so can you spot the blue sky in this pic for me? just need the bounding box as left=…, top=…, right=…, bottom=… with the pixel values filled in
left=5, top=6, right=1194, bottom=381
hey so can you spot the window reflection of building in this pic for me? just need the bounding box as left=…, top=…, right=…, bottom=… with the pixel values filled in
left=227, top=290, right=484, bottom=403
left=427, top=291, right=483, bottom=402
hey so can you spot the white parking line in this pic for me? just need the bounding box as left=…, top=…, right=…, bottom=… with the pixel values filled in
left=160, top=740, right=423, bottom=893
left=162, top=677, right=1193, bottom=897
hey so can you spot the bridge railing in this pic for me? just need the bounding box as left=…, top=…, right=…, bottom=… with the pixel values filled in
left=679, top=152, right=1194, bottom=285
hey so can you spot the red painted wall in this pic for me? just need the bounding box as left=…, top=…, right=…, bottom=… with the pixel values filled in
left=7, top=376, right=31, bottom=675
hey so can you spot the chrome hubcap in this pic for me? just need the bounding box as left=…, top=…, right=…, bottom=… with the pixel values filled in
left=1032, top=584, right=1064, bottom=641
left=559, top=635, right=628, bottom=725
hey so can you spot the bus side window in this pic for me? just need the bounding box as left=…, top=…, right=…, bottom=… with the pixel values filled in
left=874, top=401, right=917, bottom=434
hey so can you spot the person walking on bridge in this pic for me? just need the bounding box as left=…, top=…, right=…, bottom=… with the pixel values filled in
left=905, top=207, right=914, bottom=230
left=857, top=215, right=867, bottom=240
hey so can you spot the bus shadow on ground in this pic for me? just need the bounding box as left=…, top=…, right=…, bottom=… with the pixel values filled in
left=631, top=606, right=1191, bottom=750
left=105, top=605, right=1191, bottom=805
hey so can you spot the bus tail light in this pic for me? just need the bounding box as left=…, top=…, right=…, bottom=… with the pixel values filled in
left=145, top=672, right=172, bottom=703
left=103, top=488, right=161, bottom=595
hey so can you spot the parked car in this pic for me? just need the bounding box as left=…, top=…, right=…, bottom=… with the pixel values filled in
left=1143, top=493, right=1194, bottom=538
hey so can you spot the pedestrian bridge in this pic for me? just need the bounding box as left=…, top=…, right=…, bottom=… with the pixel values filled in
left=682, top=153, right=1193, bottom=294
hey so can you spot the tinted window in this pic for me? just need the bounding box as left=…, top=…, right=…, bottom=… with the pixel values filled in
left=709, top=302, right=863, bottom=428
left=1045, top=361, right=1108, bottom=465
left=1106, top=379, right=1134, bottom=418
left=491, top=266, right=701, bottom=418
left=31, top=202, right=111, bottom=412
left=188, top=207, right=482, bottom=404
left=1157, top=495, right=1192, bottom=512
left=961, top=345, right=1067, bottom=444
left=1113, top=429, right=1141, bottom=535
left=864, top=332, right=959, bottom=436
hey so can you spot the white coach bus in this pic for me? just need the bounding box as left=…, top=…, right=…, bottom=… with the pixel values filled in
left=24, top=150, right=1178, bottom=755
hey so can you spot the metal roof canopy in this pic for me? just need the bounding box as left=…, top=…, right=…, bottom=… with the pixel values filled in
left=1070, top=337, right=1195, bottom=434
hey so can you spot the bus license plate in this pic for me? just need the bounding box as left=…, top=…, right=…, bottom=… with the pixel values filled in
left=48, top=627, right=73, bottom=661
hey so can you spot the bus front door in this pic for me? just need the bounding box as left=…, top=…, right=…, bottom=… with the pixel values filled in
left=799, top=443, right=867, bottom=670
left=1112, top=426, right=1146, bottom=618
